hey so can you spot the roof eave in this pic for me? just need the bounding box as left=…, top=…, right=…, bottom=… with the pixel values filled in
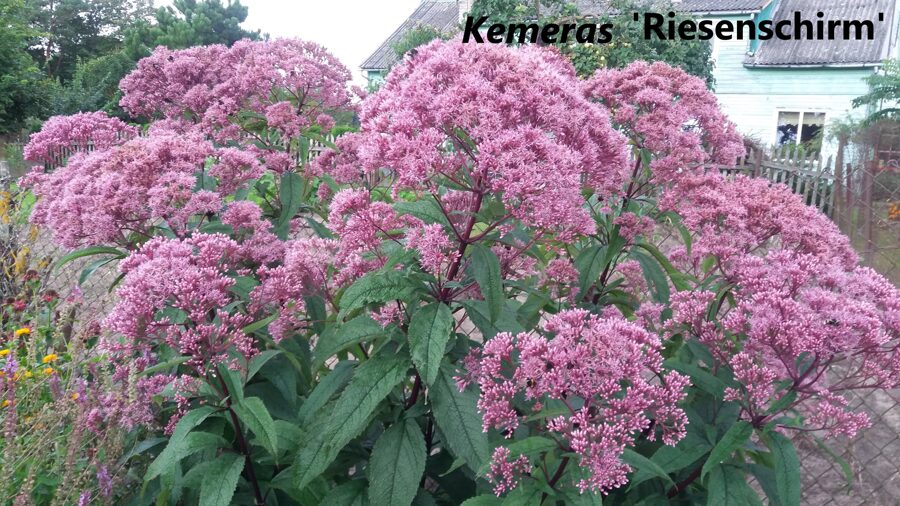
left=687, top=10, right=761, bottom=16
left=743, top=62, right=882, bottom=69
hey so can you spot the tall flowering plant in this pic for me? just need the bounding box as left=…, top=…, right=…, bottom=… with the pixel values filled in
left=10, top=37, right=899, bottom=506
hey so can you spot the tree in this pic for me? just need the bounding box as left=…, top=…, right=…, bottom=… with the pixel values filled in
left=53, top=50, right=135, bottom=115
left=25, top=0, right=153, bottom=82
left=390, top=24, right=450, bottom=68
left=0, top=0, right=54, bottom=134
left=853, top=59, right=900, bottom=123
left=49, top=0, right=259, bottom=117
left=470, top=0, right=568, bottom=24
left=145, top=0, right=260, bottom=49
left=470, top=0, right=714, bottom=84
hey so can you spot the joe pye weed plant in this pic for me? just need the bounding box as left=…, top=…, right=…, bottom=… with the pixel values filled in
left=4, top=36, right=898, bottom=505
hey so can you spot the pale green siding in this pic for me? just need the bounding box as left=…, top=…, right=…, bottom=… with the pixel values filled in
left=716, top=44, right=873, bottom=96
left=709, top=13, right=874, bottom=157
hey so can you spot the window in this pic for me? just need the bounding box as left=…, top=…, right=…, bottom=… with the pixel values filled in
left=775, top=111, right=826, bottom=148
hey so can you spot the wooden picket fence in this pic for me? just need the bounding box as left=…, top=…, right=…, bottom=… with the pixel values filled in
left=28, top=134, right=841, bottom=221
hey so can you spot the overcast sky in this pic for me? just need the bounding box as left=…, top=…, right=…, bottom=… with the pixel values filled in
left=158, top=0, right=423, bottom=84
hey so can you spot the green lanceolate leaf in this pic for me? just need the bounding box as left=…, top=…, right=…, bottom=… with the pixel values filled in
left=468, top=245, right=504, bottom=323
left=138, top=356, right=190, bottom=377
left=575, top=244, right=608, bottom=298
left=664, top=359, right=727, bottom=398
left=394, top=199, right=453, bottom=230
left=232, top=397, right=278, bottom=458
left=706, top=465, right=761, bottom=506
left=247, top=350, right=281, bottom=381
left=506, top=436, right=557, bottom=460
left=630, top=437, right=711, bottom=489
left=276, top=171, right=304, bottom=238
left=702, top=421, right=753, bottom=480
left=635, top=242, right=695, bottom=291
left=218, top=363, right=244, bottom=404
left=408, top=303, right=454, bottom=386
left=199, top=453, right=244, bottom=506
left=765, top=431, right=801, bottom=506
left=623, top=449, right=675, bottom=489
left=369, top=418, right=427, bottom=506
left=146, top=406, right=217, bottom=481
left=459, top=299, right=524, bottom=340
left=242, top=313, right=278, bottom=336
left=321, top=480, right=368, bottom=506
left=430, top=366, right=490, bottom=471
left=314, top=315, right=385, bottom=368
left=460, top=495, right=502, bottom=506
left=294, top=354, right=410, bottom=490
left=813, top=436, right=853, bottom=488
left=631, top=248, right=670, bottom=304
left=501, top=480, right=543, bottom=505
left=293, top=425, right=341, bottom=493
left=327, top=354, right=410, bottom=446
left=298, top=361, right=356, bottom=424
left=55, top=245, right=127, bottom=272
left=79, top=256, right=118, bottom=285
left=338, top=269, right=419, bottom=320
left=747, top=463, right=782, bottom=506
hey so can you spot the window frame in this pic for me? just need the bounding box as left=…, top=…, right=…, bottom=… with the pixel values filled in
left=772, top=109, right=828, bottom=147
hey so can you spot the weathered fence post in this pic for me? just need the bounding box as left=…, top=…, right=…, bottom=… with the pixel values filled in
left=846, top=162, right=855, bottom=241
left=861, top=160, right=876, bottom=265
left=833, top=137, right=845, bottom=230
left=752, top=147, right=762, bottom=178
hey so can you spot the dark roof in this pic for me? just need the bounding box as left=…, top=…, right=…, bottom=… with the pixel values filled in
left=746, top=0, right=896, bottom=67
left=362, top=0, right=773, bottom=71
left=677, top=0, right=771, bottom=13
left=361, top=0, right=459, bottom=71
left=575, top=0, right=771, bottom=15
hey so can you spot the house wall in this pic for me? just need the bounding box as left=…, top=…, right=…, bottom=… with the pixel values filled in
left=710, top=13, right=874, bottom=160
left=365, top=70, right=387, bottom=87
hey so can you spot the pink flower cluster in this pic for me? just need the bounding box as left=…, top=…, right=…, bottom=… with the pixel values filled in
left=721, top=252, right=900, bottom=437
left=326, top=189, right=422, bottom=284
left=461, top=310, right=689, bottom=494
left=251, top=238, right=338, bottom=341
left=119, top=39, right=352, bottom=148
left=315, top=39, right=628, bottom=241
left=406, top=223, right=460, bottom=278
left=222, top=201, right=284, bottom=266
left=665, top=174, right=858, bottom=266
left=103, top=234, right=256, bottom=373
left=487, top=447, right=531, bottom=495
left=23, top=111, right=137, bottom=165
left=584, top=61, right=745, bottom=184
left=23, top=132, right=217, bottom=247
left=667, top=173, right=900, bottom=438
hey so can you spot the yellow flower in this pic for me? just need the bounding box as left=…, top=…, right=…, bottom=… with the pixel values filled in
left=0, top=349, right=9, bottom=357
left=1, top=400, right=9, bottom=408
left=24, top=370, right=32, bottom=378
left=14, top=327, right=30, bottom=337
left=13, top=247, right=29, bottom=275
left=71, top=392, right=79, bottom=400
left=42, top=353, right=57, bottom=364
left=43, top=367, right=54, bottom=375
